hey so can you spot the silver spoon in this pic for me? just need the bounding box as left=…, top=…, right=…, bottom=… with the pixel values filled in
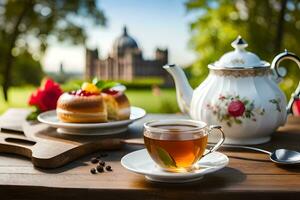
left=222, top=144, right=300, bottom=165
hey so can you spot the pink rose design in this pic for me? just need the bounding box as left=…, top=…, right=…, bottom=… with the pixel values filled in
left=228, top=100, right=245, bottom=117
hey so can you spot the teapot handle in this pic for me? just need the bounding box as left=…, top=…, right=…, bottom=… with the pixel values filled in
left=271, top=50, right=300, bottom=114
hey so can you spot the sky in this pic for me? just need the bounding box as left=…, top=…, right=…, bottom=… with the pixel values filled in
left=42, top=0, right=198, bottom=73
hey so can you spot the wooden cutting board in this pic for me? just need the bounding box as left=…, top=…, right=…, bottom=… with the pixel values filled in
left=0, top=109, right=123, bottom=169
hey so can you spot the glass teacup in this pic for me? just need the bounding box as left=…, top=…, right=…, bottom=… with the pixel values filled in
left=143, top=119, right=225, bottom=172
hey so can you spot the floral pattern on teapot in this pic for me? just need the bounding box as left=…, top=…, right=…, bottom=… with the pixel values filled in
left=206, top=94, right=281, bottom=127
left=269, top=98, right=282, bottom=112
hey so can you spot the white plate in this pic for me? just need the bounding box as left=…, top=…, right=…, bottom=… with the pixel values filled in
left=121, top=149, right=229, bottom=183
left=37, top=106, right=146, bottom=136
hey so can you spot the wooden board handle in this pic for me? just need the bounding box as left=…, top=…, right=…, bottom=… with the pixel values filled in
left=0, top=135, right=35, bottom=158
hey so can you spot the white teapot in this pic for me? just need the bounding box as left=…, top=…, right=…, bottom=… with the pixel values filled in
left=164, top=36, right=300, bottom=145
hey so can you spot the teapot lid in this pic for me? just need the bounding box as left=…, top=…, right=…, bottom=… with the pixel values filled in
left=209, top=36, right=270, bottom=69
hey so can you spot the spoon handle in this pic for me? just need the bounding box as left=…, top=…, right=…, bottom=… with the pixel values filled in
left=121, top=138, right=144, bottom=145
left=220, top=144, right=272, bottom=155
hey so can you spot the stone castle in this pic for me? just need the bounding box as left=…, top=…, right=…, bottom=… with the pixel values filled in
left=85, top=26, right=170, bottom=85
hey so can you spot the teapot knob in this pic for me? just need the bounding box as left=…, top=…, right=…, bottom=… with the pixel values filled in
left=231, top=35, right=248, bottom=51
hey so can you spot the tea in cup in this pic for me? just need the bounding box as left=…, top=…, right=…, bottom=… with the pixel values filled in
left=143, top=119, right=225, bottom=172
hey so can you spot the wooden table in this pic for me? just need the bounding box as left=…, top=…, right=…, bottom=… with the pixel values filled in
left=0, top=113, right=300, bottom=200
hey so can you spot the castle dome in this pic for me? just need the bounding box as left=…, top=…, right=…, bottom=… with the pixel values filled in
left=113, top=26, right=138, bottom=54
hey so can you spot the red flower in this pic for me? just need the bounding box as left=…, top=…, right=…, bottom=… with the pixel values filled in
left=228, top=100, right=245, bottom=117
left=292, top=98, right=300, bottom=116
left=28, top=78, right=63, bottom=112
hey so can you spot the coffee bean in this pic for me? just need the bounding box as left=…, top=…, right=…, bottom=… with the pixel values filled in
left=96, top=165, right=104, bottom=173
left=91, top=157, right=99, bottom=164
left=105, top=165, right=112, bottom=171
left=90, top=168, right=97, bottom=174
left=99, top=160, right=105, bottom=166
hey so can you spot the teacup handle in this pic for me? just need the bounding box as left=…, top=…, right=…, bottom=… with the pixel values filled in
left=203, top=125, right=225, bottom=157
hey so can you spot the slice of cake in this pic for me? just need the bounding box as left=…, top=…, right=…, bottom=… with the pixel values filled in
left=101, top=89, right=131, bottom=121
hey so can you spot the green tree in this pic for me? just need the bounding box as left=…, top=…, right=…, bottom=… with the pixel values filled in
left=0, top=0, right=106, bottom=101
left=11, top=51, right=44, bottom=86
left=186, top=0, right=300, bottom=97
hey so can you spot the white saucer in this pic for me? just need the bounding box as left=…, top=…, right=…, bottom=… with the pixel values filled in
left=37, top=106, right=146, bottom=136
left=121, top=149, right=229, bottom=183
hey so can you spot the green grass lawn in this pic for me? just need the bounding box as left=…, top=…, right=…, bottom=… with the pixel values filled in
left=126, top=89, right=179, bottom=113
left=0, top=87, right=35, bottom=114
left=0, top=87, right=179, bottom=114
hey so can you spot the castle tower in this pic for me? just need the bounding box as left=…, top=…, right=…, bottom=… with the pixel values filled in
left=85, top=48, right=99, bottom=79
left=155, top=48, right=168, bottom=64
left=112, top=26, right=139, bottom=58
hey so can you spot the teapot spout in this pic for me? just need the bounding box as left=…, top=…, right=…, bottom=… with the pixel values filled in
left=163, top=64, right=193, bottom=114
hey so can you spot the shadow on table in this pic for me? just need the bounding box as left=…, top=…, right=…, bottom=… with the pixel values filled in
left=132, top=167, right=246, bottom=190
left=227, top=154, right=271, bottom=163
left=0, top=152, right=88, bottom=174
left=276, top=164, right=300, bottom=172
